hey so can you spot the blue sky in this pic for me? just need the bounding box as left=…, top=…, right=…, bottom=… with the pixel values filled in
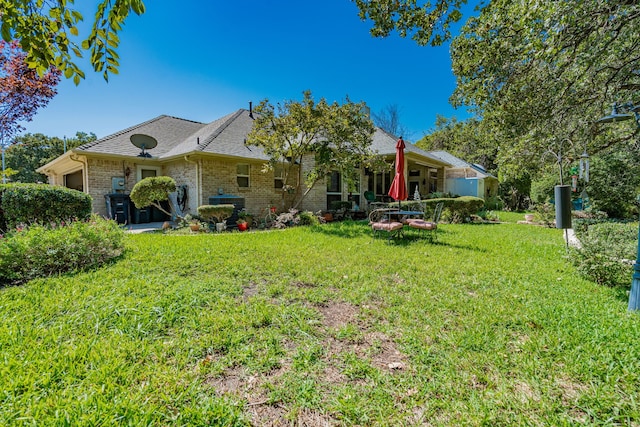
left=23, top=1, right=470, bottom=142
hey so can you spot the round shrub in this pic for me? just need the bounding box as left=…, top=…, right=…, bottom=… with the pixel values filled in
left=570, top=222, right=637, bottom=287
left=0, top=184, right=92, bottom=231
left=0, top=215, right=125, bottom=285
left=130, top=176, right=176, bottom=210
left=197, top=204, right=234, bottom=223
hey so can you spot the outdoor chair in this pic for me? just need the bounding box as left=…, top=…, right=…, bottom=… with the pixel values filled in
left=369, top=208, right=404, bottom=242
left=408, top=202, right=444, bottom=242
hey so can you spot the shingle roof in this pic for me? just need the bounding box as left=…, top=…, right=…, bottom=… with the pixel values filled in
left=75, top=115, right=206, bottom=157
left=74, top=109, right=270, bottom=161
left=429, top=150, right=496, bottom=178
left=73, top=109, right=448, bottom=166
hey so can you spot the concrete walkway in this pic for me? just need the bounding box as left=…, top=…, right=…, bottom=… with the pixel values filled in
left=124, top=222, right=170, bottom=234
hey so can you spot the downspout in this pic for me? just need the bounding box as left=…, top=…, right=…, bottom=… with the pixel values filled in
left=184, top=155, right=201, bottom=210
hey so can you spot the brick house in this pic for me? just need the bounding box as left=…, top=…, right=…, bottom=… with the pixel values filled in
left=37, top=107, right=451, bottom=222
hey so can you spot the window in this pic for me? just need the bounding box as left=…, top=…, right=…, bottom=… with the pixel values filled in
left=237, top=164, right=250, bottom=188
left=136, top=165, right=161, bottom=182
left=327, top=170, right=341, bottom=193
left=274, top=165, right=284, bottom=189
left=326, top=170, right=342, bottom=209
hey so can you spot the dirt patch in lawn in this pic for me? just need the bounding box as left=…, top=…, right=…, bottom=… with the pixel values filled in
left=205, top=300, right=407, bottom=425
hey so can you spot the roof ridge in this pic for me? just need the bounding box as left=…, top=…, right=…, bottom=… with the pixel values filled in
left=198, top=109, right=245, bottom=151
left=76, top=115, right=205, bottom=150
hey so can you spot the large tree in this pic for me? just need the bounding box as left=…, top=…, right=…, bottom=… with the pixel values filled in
left=0, top=0, right=145, bottom=83
left=1, top=40, right=60, bottom=183
left=417, top=115, right=497, bottom=172
left=247, top=91, right=380, bottom=210
left=5, top=132, right=95, bottom=183
left=449, top=0, right=640, bottom=179
left=355, top=0, right=640, bottom=180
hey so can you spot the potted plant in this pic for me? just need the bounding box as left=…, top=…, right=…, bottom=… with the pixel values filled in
left=183, top=214, right=201, bottom=232
left=237, top=209, right=254, bottom=229
left=236, top=219, right=248, bottom=231
left=197, top=204, right=234, bottom=232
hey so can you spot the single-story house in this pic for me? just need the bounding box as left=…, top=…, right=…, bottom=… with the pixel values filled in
left=37, top=106, right=452, bottom=222
left=429, top=150, right=499, bottom=202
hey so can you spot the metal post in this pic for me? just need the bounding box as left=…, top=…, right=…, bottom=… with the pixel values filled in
left=629, top=222, right=640, bottom=311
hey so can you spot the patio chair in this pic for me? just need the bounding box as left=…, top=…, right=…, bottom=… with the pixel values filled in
left=369, top=208, right=404, bottom=242
left=408, top=202, right=444, bottom=242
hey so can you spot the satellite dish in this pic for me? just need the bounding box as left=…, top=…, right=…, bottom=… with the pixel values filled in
left=130, top=134, right=158, bottom=157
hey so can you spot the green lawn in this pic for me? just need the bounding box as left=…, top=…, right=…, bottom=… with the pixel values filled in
left=1, top=221, right=638, bottom=425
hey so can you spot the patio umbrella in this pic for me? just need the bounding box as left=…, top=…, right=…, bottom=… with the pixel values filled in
left=388, top=137, right=408, bottom=208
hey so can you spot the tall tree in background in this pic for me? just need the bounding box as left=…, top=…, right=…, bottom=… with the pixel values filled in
left=372, top=104, right=410, bottom=140
left=1, top=0, right=145, bottom=83
left=5, top=132, right=95, bottom=183
left=417, top=115, right=496, bottom=171
left=1, top=40, right=60, bottom=183
left=449, top=0, right=640, bottom=178
left=355, top=1, right=640, bottom=180
left=247, top=91, right=380, bottom=209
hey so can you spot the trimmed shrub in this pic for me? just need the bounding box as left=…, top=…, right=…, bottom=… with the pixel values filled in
left=384, top=197, right=484, bottom=223
left=197, top=204, right=234, bottom=223
left=0, top=184, right=92, bottom=231
left=0, top=215, right=125, bottom=285
left=570, top=222, right=637, bottom=287
left=130, top=176, right=176, bottom=217
left=423, top=197, right=484, bottom=223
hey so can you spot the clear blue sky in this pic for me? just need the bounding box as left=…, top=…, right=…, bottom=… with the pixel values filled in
left=23, top=1, right=470, bottom=142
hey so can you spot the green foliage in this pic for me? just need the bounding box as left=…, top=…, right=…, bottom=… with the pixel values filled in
left=499, top=175, right=531, bottom=211
left=417, top=116, right=497, bottom=172
left=247, top=90, right=378, bottom=209
left=570, top=222, right=637, bottom=287
left=418, top=196, right=485, bottom=223
left=197, top=204, right=234, bottom=223
left=449, top=1, right=640, bottom=178
left=0, top=183, right=92, bottom=231
left=585, top=149, right=640, bottom=219
left=298, top=210, right=320, bottom=226
left=0, top=215, right=124, bottom=285
left=129, top=176, right=176, bottom=217
left=0, top=0, right=145, bottom=83
left=5, top=132, right=96, bottom=183
left=353, top=0, right=466, bottom=47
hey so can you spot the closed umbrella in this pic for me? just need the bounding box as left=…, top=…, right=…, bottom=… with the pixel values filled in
left=388, top=137, right=408, bottom=208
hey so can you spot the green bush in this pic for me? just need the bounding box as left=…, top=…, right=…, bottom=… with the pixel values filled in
left=0, top=184, right=92, bottom=231
left=197, top=204, right=234, bottom=223
left=298, top=210, right=320, bottom=226
left=423, top=196, right=484, bottom=223
left=0, top=215, right=125, bottom=285
left=570, top=222, right=637, bottom=287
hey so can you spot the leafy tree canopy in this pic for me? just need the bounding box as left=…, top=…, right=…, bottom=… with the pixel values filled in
left=6, top=132, right=95, bottom=183
left=1, top=40, right=60, bottom=143
left=449, top=0, right=640, bottom=179
left=353, top=0, right=469, bottom=46
left=0, top=0, right=145, bottom=83
left=247, top=90, right=381, bottom=209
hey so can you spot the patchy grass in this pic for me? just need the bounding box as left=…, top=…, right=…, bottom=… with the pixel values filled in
left=1, top=220, right=638, bottom=425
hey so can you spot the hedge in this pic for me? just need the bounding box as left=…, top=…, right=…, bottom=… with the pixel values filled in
left=0, top=215, right=124, bottom=285
left=0, top=184, right=92, bottom=231
left=386, top=196, right=485, bottom=223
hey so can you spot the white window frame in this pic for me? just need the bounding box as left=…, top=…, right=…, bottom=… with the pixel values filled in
left=237, top=163, right=250, bottom=188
